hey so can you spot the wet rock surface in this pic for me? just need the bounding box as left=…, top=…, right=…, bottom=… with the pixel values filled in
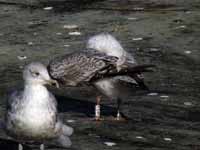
left=0, top=0, right=199, bottom=150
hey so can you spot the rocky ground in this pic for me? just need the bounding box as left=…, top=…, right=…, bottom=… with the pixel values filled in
left=0, top=0, right=199, bottom=149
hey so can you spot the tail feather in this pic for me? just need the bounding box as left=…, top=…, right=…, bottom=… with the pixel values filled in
left=92, top=64, right=155, bottom=91
left=62, top=124, right=73, bottom=136
left=116, top=64, right=154, bottom=90
left=124, top=64, right=156, bottom=73
left=130, top=74, right=149, bottom=90
left=56, top=134, right=72, bottom=148
left=99, top=64, right=156, bottom=79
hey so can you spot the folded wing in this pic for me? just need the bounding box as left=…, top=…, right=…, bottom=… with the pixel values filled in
left=48, top=52, right=118, bottom=86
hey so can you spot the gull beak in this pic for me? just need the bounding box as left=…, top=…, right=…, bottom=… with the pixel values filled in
left=47, top=79, right=59, bottom=88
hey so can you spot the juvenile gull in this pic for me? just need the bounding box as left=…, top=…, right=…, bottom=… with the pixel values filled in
left=48, top=49, right=154, bottom=121
left=86, top=33, right=147, bottom=75
left=6, top=62, right=73, bottom=150
left=87, top=33, right=149, bottom=89
left=86, top=33, right=150, bottom=120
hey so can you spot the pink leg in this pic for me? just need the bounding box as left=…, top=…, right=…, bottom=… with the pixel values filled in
left=95, top=96, right=102, bottom=121
left=115, top=98, right=126, bottom=121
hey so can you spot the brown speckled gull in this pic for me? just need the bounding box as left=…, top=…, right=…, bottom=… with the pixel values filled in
left=48, top=51, right=154, bottom=121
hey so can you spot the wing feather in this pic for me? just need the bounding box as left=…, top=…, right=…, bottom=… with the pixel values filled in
left=7, top=91, right=23, bottom=113
left=48, top=52, right=117, bottom=86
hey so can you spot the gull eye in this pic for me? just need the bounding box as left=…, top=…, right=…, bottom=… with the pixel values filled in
left=34, top=72, right=40, bottom=76
left=30, top=70, right=40, bottom=77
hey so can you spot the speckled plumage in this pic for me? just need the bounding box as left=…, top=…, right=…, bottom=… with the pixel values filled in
left=86, top=33, right=149, bottom=94
left=86, top=33, right=151, bottom=120
left=48, top=35, right=154, bottom=120
left=48, top=51, right=119, bottom=86
left=48, top=51, right=152, bottom=97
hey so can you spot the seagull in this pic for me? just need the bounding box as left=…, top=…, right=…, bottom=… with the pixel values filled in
left=87, top=33, right=150, bottom=120
left=48, top=43, right=154, bottom=121
left=5, top=62, right=73, bottom=150
left=86, top=33, right=149, bottom=91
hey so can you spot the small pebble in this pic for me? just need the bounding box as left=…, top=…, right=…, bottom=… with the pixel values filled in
left=164, top=138, right=172, bottom=142
left=43, top=7, right=53, bottom=10
left=184, top=50, right=191, bottom=54
left=56, top=32, right=62, bottom=35
left=19, top=66, right=23, bottom=69
left=127, top=17, right=138, bottom=20
left=175, top=25, right=186, bottom=29
left=132, top=37, right=143, bottom=41
left=68, top=31, right=81, bottom=36
left=63, top=25, right=78, bottom=29
left=27, top=21, right=34, bottom=25
left=160, top=95, right=169, bottom=98
left=33, top=32, right=38, bottom=36
left=67, top=120, right=75, bottom=123
left=150, top=48, right=159, bottom=52
left=148, top=93, right=158, bottom=96
left=184, top=102, right=193, bottom=106
left=133, top=7, right=144, bottom=11
left=27, top=42, right=33, bottom=45
left=17, top=56, right=27, bottom=60
left=185, top=11, right=192, bottom=14
left=64, top=44, right=70, bottom=47
left=104, top=142, right=116, bottom=147
left=136, top=136, right=144, bottom=139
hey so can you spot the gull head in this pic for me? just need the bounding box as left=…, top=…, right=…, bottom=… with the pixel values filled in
left=23, top=62, right=59, bottom=87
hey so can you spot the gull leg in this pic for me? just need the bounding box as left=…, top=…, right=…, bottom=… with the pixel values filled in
left=95, top=96, right=102, bottom=121
left=18, top=144, right=23, bottom=150
left=116, top=98, right=126, bottom=121
left=116, top=110, right=121, bottom=121
left=40, top=144, right=45, bottom=150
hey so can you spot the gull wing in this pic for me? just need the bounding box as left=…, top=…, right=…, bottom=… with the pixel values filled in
left=48, top=52, right=118, bottom=86
left=7, top=90, right=23, bottom=113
